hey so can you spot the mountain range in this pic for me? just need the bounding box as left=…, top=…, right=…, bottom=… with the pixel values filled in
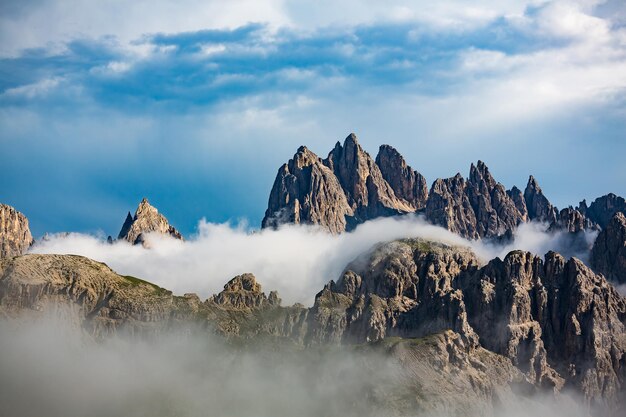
left=1, top=133, right=626, bottom=416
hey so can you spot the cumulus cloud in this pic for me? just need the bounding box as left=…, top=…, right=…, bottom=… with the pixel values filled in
left=1, top=0, right=625, bottom=236
left=31, top=215, right=598, bottom=305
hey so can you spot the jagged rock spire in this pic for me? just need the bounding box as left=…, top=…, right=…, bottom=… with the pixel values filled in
left=524, top=175, right=558, bottom=223
left=375, top=144, right=428, bottom=210
left=117, top=198, right=183, bottom=245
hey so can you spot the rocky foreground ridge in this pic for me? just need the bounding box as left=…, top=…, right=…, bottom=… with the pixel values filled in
left=263, top=134, right=625, bottom=238
left=1, top=241, right=625, bottom=416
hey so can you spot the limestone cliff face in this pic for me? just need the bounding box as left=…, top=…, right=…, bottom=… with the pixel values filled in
left=591, top=212, right=626, bottom=284
left=117, top=198, right=183, bottom=245
left=462, top=251, right=626, bottom=408
left=306, top=239, right=626, bottom=410
left=1, top=245, right=625, bottom=412
left=424, top=162, right=525, bottom=239
left=306, top=239, right=480, bottom=346
left=375, top=144, right=428, bottom=210
left=0, top=204, right=33, bottom=259
left=262, top=146, right=353, bottom=234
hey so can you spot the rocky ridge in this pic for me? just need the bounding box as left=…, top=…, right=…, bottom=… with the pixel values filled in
left=306, top=239, right=626, bottom=413
left=263, top=134, right=624, bottom=239
left=0, top=204, right=33, bottom=259
left=1, top=242, right=625, bottom=414
left=117, top=198, right=184, bottom=245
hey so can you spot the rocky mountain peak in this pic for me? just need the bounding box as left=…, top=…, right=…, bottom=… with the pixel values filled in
left=117, top=198, right=184, bottom=245
left=426, top=161, right=524, bottom=239
left=323, top=134, right=413, bottom=224
left=585, top=193, right=626, bottom=229
left=375, top=144, right=428, bottom=210
left=212, top=273, right=281, bottom=310
left=0, top=204, right=34, bottom=259
left=524, top=175, right=558, bottom=223
left=262, top=145, right=353, bottom=234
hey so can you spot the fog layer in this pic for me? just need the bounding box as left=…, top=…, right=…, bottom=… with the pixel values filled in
left=31, top=215, right=597, bottom=305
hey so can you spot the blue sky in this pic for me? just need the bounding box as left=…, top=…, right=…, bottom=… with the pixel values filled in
left=1, top=0, right=625, bottom=237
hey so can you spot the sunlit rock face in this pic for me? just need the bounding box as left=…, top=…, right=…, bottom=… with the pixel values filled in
left=262, top=134, right=413, bottom=233
left=0, top=203, right=33, bottom=259
left=117, top=198, right=183, bottom=245
left=305, top=238, right=626, bottom=413
left=262, top=145, right=353, bottom=234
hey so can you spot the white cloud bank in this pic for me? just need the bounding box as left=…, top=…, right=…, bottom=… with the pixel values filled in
left=30, top=215, right=597, bottom=305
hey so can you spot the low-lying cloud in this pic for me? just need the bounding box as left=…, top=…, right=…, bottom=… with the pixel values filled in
left=30, top=215, right=598, bottom=305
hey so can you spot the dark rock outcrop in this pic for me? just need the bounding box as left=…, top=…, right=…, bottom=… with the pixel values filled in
left=524, top=176, right=558, bottom=224
left=375, top=144, right=428, bottom=210
left=507, top=186, right=528, bottom=222
left=550, top=206, right=597, bottom=233
left=0, top=204, right=33, bottom=259
left=591, top=212, right=626, bottom=284
left=262, top=146, right=353, bottom=234
left=462, top=250, right=626, bottom=410
left=117, top=198, right=184, bottom=245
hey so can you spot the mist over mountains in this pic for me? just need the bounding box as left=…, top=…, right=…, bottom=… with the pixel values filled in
left=1, top=132, right=626, bottom=417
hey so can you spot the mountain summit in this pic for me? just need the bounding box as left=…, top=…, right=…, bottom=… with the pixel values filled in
left=117, top=198, right=183, bottom=245
left=263, top=134, right=625, bottom=239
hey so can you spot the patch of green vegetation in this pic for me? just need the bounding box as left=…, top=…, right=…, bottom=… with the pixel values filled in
left=122, top=275, right=172, bottom=296
left=399, top=238, right=443, bottom=253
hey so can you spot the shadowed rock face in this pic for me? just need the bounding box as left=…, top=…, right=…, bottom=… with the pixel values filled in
left=462, top=251, right=626, bottom=408
left=375, top=144, right=428, bottom=210
left=591, top=212, right=626, bottom=284
left=117, top=198, right=183, bottom=245
left=524, top=175, right=559, bottom=224
left=0, top=204, right=33, bottom=259
left=583, top=194, right=626, bottom=229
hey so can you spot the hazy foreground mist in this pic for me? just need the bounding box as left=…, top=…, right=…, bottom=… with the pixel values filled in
left=31, top=215, right=598, bottom=304
left=0, top=315, right=591, bottom=417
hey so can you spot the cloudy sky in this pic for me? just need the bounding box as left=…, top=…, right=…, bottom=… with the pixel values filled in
left=1, top=0, right=625, bottom=237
